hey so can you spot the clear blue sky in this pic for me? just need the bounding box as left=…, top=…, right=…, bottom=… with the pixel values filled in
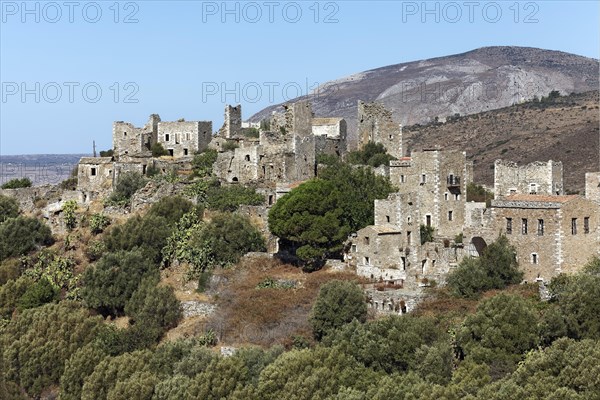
left=1, top=0, right=598, bottom=155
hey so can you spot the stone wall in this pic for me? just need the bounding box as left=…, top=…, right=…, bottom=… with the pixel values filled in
left=357, top=101, right=402, bottom=159
left=494, top=160, right=563, bottom=198
left=490, top=195, right=599, bottom=282
left=157, top=121, right=212, bottom=158
left=218, top=105, right=242, bottom=138
left=77, top=157, right=114, bottom=198
left=388, top=150, right=468, bottom=238
left=585, top=172, right=600, bottom=203
left=113, top=114, right=159, bottom=158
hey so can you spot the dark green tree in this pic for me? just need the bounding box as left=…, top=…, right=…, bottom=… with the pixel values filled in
left=269, top=179, right=348, bottom=267
left=318, top=162, right=395, bottom=232
left=206, top=184, right=264, bottom=212
left=151, top=142, right=169, bottom=157
left=0, top=216, right=53, bottom=262
left=549, top=260, right=600, bottom=339
left=125, top=277, right=182, bottom=335
left=17, top=276, right=58, bottom=310
left=0, top=194, right=19, bottom=223
left=81, top=249, right=158, bottom=315
left=310, top=280, right=367, bottom=340
left=1, top=177, right=32, bottom=189
left=456, top=293, right=540, bottom=377
left=325, top=315, right=446, bottom=373
left=0, top=302, right=103, bottom=397
left=446, top=235, right=522, bottom=298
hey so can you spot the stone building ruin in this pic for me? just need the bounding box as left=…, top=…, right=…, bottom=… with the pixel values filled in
left=494, top=159, right=563, bottom=198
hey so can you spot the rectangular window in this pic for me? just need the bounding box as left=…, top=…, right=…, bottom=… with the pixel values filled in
left=448, top=211, right=453, bottom=221
left=522, top=218, right=528, bottom=235
left=186, top=132, right=190, bottom=141
left=529, top=183, right=538, bottom=194
left=90, top=167, right=96, bottom=176
left=386, top=215, right=390, bottom=223
left=537, top=219, right=544, bottom=236
left=400, top=175, right=406, bottom=183
left=351, top=244, right=357, bottom=253
left=184, top=148, right=189, bottom=156
left=584, top=217, right=590, bottom=234
left=572, top=218, right=577, bottom=235
left=407, top=231, right=412, bottom=245
left=532, top=253, right=538, bottom=264
left=426, top=215, right=431, bottom=227
left=364, top=236, right=370, bottom=245
left=506, top=218, right=512, bottom=234
left=421, top=174, right=426, bottom=184
left=165, top=134, right=170, bottom=142
left=364, top=257, right=370, bottom=265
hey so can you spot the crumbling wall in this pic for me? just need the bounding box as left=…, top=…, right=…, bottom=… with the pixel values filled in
left=494, top=160, right=563, bottom=198
left=218, top=105, right=242, bottom=138
left=585, top=172, right=600, bottom=204
left=77, top=157, right=114, bottom=197
left=113, top=114, right=159, bottom=158
left=357, top=100, right=402, bottom=159
left=270, top=101, right=312, bottom=137
left=157, top=121, right=212, bottom=157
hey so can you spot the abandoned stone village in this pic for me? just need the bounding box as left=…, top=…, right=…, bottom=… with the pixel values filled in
left=3, top=100, right=599, bottom=315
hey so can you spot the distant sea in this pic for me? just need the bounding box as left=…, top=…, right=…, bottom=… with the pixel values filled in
left=0, top=154, right=90, bottom=186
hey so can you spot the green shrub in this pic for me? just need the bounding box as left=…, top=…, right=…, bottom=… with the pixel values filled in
left=466, top=183, right=494, bottom=207
left=347, top=141, right=395, bottom=167
left=446, top=235, right=522, bottom=298
left=17, top=277, right=59, bottom=310
left=456, top=293, right=540, bottom=376
left=0, top=302, right=103, bottom=397
left=62, top=199, right=78, bottom=231
left=85, top=240, right=106, bottom=262
left=0, top=216, right=53, bottom=262
left=89, top=213, right=110, bottom=234
left=107, top=172, right=146, bottom=205
left=151, top=142, right=169, bottom=157
left=222, top=141, right=239, bottom=151
left=316, top=153, right=339, bottom=166
left=310, top=280, right=367, bottom=340
left=81, top=249, right=158, bottom=315
left=162, top=212, right=265, bottom=280
left=206, top=184, right=264, bottom=212
left=1, top=177, right=32, bottom=189
left=99, top=149, right=114, bottom=157
left=124, top=276, right=182, bottom=334
left=0, top=194, right=19, bottom=223
left=192, top=149, right=218, bottom=177
left=420, top=224, right=435, bottom=244
left=244, top=127, right=260, bottom=138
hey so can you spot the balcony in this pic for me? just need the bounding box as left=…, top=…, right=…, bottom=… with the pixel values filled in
left=447, top=175, right=460, bottom=187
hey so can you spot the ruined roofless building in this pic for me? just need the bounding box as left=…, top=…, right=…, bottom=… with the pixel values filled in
left=494, top=160, right=563, bottom=198
left=357, top=100, right=403, bottom=159
left=113, top=114, right=212, bottom=159
left=213, top=101, right=340, bottom=185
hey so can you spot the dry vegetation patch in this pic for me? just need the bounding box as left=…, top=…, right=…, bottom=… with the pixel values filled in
left=206, top=256, right=362, bottom=347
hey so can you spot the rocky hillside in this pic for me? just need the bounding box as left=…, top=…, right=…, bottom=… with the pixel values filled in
left=249, top=46, right=599, bottom=148
left=403, top=91, right=599, bottom=192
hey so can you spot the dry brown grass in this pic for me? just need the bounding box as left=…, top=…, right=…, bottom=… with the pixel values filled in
left=205, top=256, right=362, bottom=347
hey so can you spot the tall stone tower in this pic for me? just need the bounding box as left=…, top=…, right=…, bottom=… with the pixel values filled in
left=357, top=100, right=403, bottom=159
left=219, top=104, right=242, bottom=138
